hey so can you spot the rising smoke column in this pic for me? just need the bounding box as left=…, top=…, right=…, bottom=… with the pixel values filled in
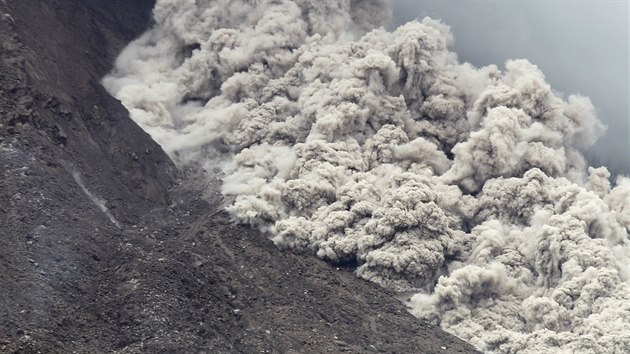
left=103, top=0, right=629, bottom=352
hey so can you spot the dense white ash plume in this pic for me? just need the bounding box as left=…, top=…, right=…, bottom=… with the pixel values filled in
left=103, top=0, right=629, bottom=352
left=411, top=168, right=630, bottom=352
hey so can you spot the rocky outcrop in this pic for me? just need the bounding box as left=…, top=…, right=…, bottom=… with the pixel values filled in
left=1, top=0, right=173, bottom=215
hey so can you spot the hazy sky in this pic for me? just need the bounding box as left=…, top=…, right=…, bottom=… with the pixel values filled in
left=391, top=0, right=629, bottom=176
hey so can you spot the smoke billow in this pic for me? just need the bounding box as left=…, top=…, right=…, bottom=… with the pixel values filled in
left=103, top=0, right=629, bottom=352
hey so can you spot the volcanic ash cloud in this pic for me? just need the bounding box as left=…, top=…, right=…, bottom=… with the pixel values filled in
left=103, top=0, right=629, bottom=352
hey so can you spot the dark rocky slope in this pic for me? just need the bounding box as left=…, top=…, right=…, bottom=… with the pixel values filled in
left=0, top=1, right=478, bottom=353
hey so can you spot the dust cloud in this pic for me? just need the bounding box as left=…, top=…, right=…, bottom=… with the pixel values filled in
left=103, top=1, right=629, bottom=352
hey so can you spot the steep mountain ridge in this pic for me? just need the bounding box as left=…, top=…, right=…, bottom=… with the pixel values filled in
left=0, top=1, right=477, bottom=353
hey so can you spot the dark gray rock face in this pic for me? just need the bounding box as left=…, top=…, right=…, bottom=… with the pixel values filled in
left=0, top=1, right=478, bottom=353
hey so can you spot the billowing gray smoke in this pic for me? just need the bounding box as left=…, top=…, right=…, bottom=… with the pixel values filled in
left=103, top=0, right=630, bottom=352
